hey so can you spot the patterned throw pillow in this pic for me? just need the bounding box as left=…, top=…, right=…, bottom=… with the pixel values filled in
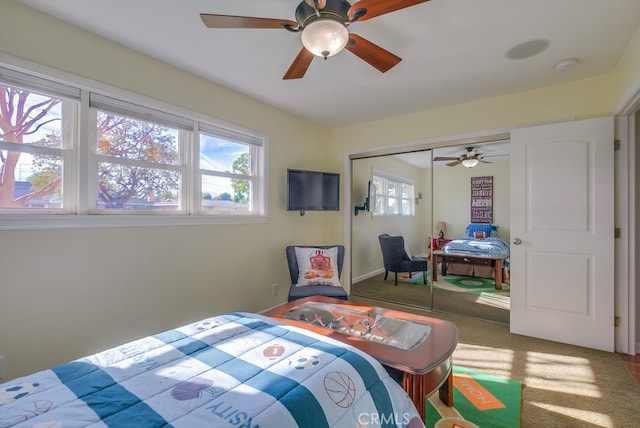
left=295, top=247, right=341, bottom=287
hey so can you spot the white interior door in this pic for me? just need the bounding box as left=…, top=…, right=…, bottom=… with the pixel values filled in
left=510, top=117, right=614, bottom=351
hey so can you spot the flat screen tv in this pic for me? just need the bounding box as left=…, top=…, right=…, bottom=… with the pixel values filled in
left=287, top=169, right=340, bottom=213
left=355, top=180, right=377, bottom=215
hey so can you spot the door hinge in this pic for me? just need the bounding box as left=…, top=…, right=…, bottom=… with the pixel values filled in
left=614, top=139, right=621, bottom=151
left=615, top=227, right=621, bottom=238
left=615, top=316, right=621, bottom=327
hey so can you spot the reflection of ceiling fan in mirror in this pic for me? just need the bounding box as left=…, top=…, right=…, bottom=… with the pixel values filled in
left=199, top=0, right=430, bottom=80
left=433, top=147, right=493, bottom=168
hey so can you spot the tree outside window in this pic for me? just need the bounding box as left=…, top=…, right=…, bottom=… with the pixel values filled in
left=95, top=111, right=181, bottom=210
left=1, top=64, right=265, bottom=222
left=0, top=85, right=65, bottom=209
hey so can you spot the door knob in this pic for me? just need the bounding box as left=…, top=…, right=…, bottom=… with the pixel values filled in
left=512, top=238, right=522, bottom=245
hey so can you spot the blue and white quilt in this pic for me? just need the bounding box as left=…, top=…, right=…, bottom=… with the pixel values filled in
left=0, top=313, right=423, bottom=427
left=442, top=237, right=510, bottom=257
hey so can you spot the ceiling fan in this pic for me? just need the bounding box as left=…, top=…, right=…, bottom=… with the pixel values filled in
left=433, top=147, right=493, bottom=168
left=200, top=0, right=430, bottom=80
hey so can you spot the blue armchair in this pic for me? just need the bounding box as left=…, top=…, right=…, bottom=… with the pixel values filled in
left=378, top=234, right=428, bottom=285
left=286, top=245, right=348, bottom=302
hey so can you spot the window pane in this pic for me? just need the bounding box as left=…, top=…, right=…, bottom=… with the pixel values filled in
left=201, top=175, right=251, bottom=212
left=401, top=183, right=411, bottom=198
left=387, top=198, right=398, bottom=215
left=372, top=195, right=382, bottom=215
left=372, top=176, right=384, bottom=215
left=0, top=86, right=64, bottom=148
left=373, top=177, right=383, bottom=192
left=200, top=135, right=250, bottom=173
left=372, top=173, right=416, bottom=217
left=97, top=162, right=180, bottom=211
left=0, top=150, right=63, bottom=209
left=1, top=85, right=68, bottom=212
left=96, top=111, right=179, bottom=165
left=401, top=199, right=412, bottom=215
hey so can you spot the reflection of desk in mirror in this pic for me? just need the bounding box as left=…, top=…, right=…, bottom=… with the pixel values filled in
left=264, top=296, right=458, bottom=421
left=432, top=250, right=508, bottom=289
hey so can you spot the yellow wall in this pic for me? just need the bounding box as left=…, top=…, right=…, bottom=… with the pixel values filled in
left=0, top=1, right=337, bottom=381
left=329, top=24, right=640, bottom=245
left=351, top=155, right=431, bottom=281
left=329, top=73, right=617, bottom=154
left=433, top=161, right=510, bottom=240
left=1, top=0, right=638, bottom=380
left=614, top=24, right=640, bottom=109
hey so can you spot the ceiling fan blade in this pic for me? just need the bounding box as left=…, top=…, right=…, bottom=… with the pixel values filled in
left=348, top=0, right=430, bottom=22
left=200, top=14, right=298, bottom=29
left=433, top=157, right=461, bottom=161
left=479, top=159, right=493, bottom=164
left=446, top=160, right=462, bottom=167
left=283, top=48, right=315, bottom=80
left=345, top=34, right=401, bottom=73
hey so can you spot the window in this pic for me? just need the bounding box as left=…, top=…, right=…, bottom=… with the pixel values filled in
left=0, top=61, right=266, bottom=228
left=199, top=124, right=262, bottom=213
left=372, top=172, right=415, bottom=216
left=91, top=100, right=185, bottom=213
left=0, top=69, right=79, bottom=213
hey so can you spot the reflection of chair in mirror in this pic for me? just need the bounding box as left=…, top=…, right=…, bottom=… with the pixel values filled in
left=286, top=245, right=348, bottom=302
left=378, top=234, right=428, bottom=286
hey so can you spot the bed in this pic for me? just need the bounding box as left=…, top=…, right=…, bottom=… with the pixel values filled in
left=441, top=224, right=510, bottom=278
left=0, top=312, right=423, bottom=427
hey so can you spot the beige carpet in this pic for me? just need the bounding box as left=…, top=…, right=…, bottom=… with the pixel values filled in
left=351, top=272, right=510, bottom=323
left=348, top=295, right=640, bottom=428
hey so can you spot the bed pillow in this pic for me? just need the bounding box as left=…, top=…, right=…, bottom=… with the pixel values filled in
left=294, top=246, right=341, bottom=287
left=466, top=223, right=497, bottom=237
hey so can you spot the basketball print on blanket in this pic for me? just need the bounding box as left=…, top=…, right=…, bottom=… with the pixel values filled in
left=324, top=371, right=357, bottom=408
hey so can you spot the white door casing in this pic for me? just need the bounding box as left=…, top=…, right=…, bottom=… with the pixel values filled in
left=510, top=117, right=615, bottom=351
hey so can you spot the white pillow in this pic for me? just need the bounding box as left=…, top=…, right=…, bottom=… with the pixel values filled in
left=295, top=246, right=341, bottom=287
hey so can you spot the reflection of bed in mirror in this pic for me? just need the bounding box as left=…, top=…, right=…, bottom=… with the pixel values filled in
left=441, top=224, right=509, bottom=278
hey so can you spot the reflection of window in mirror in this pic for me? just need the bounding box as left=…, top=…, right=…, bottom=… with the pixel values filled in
left=372, top=171, right=415, bottom=216
left=367, top=181, right=377, bottom=212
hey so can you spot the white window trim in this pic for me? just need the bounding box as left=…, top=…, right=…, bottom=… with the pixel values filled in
left=372, top=170, right=415, bottom=217
left=0, top=54, right=269, bottom=230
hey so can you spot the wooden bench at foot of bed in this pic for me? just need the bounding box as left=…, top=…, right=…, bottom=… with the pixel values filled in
left=432, top=250, right=508, bottom=290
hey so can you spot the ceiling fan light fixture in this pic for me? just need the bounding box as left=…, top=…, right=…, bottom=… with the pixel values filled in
left=462, top=158, right=479, bottom=168
left=301, top=19, right=348, bottom=58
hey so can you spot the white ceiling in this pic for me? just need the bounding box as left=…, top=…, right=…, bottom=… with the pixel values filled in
left=16, top=0, right=640, bottom=128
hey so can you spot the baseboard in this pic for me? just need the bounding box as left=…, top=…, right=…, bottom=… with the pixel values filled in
left=352, top=268, right=385, bottom=284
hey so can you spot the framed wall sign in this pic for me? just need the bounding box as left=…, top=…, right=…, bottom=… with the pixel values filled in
left=470, top=176, right=493, bottom=223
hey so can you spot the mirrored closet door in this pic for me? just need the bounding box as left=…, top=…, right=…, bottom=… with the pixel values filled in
left=350, top=150, right=434, bottom=310
left=350, top=141, right=511, bottom=323
left=430, top=143, right=511, bottom=323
